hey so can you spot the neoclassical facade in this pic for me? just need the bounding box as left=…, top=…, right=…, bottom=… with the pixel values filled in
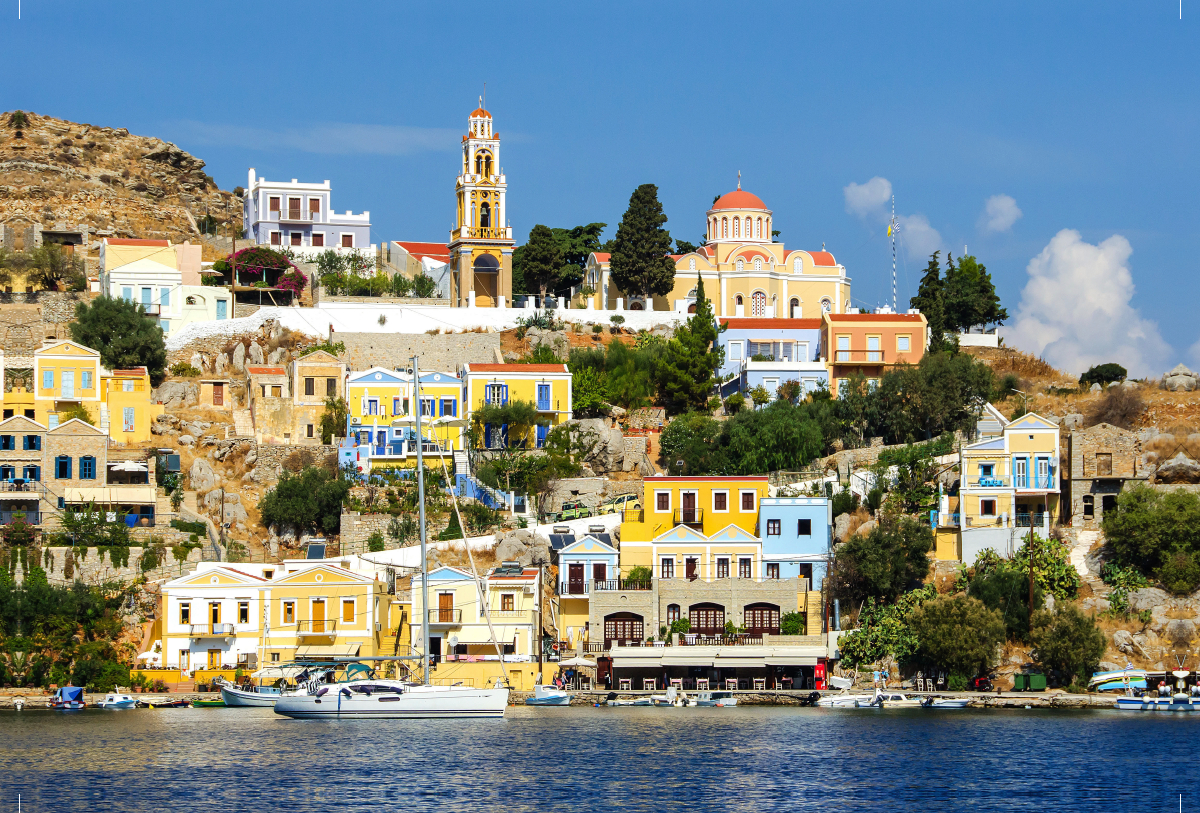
left=585, top=186, right=851, bottom=317
left=448, top=106, right=514, bottom=307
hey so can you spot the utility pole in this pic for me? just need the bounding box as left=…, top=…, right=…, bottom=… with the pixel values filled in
left=1027, top=524, right=1036, bottom=623
left=413, top=355, right=430, bottom=686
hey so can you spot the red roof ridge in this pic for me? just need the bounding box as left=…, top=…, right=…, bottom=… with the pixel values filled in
left=106, top=238, right=170, bottom=246
left=720, top=318, right=823, bottom=329
left=466, top=363, right=567, bottom=373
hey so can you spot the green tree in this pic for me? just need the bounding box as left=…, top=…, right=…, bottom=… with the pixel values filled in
left=909, top=251, right=954, bottom=352
left=609, top=183, right=676, bottom=303
left=967, top=567, right=1043, bottom=641
left=874, top=351, right=994, bottom=443
left=909, top=594, right=1006, bottom=677
left=828, top=516, right=933, bottom=605
left=604, top=338, right=660, bottom=409
left=57, top=403, right=94, bottom=426
left=52, top=503, right=132, bottom=548
left=319, top=396, right=350, bottom=444
left=674, top=238, right=698, bottom=255
left=1030, top=605, right=1107, bottom=687
left=1080, top=363, right=1128, bottom=388
left=655, top=278, right=721, bottom=415
left=659, top=412, right=721, bottom=475
left=70, top=296, right=168, bottom=385
left=837, top=586, right=934, bottom=668
left=718, top=401, right=824, bottom=474
left=411, top=273, right=438, bottom=298
left=521, top=224, right=565, bottom=301
left=571, top=366, right=609, bottom=417
left=1102, top=485, right=1200, bottom=593
left=29, top=244, right=87, bottom=292
left=943, top=254, right=1008, bottom=333
left=259, top=465, right=351, bottom=536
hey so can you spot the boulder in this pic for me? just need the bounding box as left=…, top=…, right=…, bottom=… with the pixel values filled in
left=248, top=342, right=265, bottom=365
left=1044, top=593, right=1056, bottom=613
left=155, top=381, right=192, bottom=409
left=214, top=353, right=229, bottom=376
left=610, top=405, right=627, bottom=419
left=231, top=342, right=246, bottom=373
left=190, top=457, right=218, bottom=492
left=201, top=490, right=223, bottom=510
left=220, top=497, right=248, bottom=524
left=178, top=434, right=195, bottom=446
left=1153, top=452, right=1200, bottom=484
left=1162, top=363, right=1200, bottom=392
left=637, top=456, right=656, bottom=477
left=1132, top=629, right=1161, bottom=660
left=834, top=513, right=852, bottom=542
left=1129, top=587, right=1171, bottom=613
left=853, top=519, right=878, bottom=538
left=518, top=536, right=552, bottom=567
left=244, top=447, right=258, bottom=468
left=190, top=352, right=206, bottom=372
left=495, top=536, right=528, bottom=562
left=1062, top=413, right=1085, bottom=431
left=267, top=347, right=287, bottom=365
left=1089, top=383, right=1102, bottom=393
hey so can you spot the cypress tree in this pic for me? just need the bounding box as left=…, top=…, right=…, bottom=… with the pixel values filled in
left=609, top=183, right=677, bottom=304
left=520, top=224, right=563, bottom=301
left=655, top=277, right=722, bottom=416
left=911, top=251, right=950, bottom=352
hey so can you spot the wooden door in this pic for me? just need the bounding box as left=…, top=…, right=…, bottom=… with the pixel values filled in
left=212, top=384, right=223, bottom=406
left=685, top=557, right=698, bottom=581
left=312, top=599, right=326, bottom=633
left=209, top=602, right=221, bottom=634
left=568, top=563, right=585, bottom=594
left=179, top=650, right=189, bottom=670
left=438, top=592, right=454, bottom=623
left=207, top=649, right=221, bottom=668
left=592, top=562, right=607, bottom=584
left=682, top=492, right=697, bottom=523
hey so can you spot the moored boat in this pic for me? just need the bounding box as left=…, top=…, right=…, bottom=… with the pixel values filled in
left=191, top=699, right=227, bottom=708
left=218, top=681, right=285, bottom=708
left=274, top=679, right=509, bottom=719
left=97, top=693, right=136, bottom=709
left=50, top=686, right=85, bottom=710
left=921, top=696, right=970, bottom=708
left=856, top=690, right=923, bottom=708
left=525, top=685, right=571, bottom=706
left=816, top=691, right=873, bottom=708
left=695, top=691, right=738, bottom=707
left=138, top=697, right=189, bottom=708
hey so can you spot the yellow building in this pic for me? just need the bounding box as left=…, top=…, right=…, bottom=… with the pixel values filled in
left=411, top=563, right=549, bottom=690
left=291, top=349, right=348, bottom=444
left=459, top=363, right=572, bottom=449
left=448, top=106, right=514, bottom=308
left=1, top=340, right=162, bottom=443
left=342, top=367, right=463, bottom=473
left=958, top=411, right=1061, bottom=564
left=584, top=184, right=851, bottom=317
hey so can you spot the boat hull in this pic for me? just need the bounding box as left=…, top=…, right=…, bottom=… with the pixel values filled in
left=275, top=685, right=509, bottom=719
left=98, top=700, right=136, bottom=709
left=525, top=695, right=571, bottom=706
left=1116, top=696, right=1200, bottom=711
left=221, top=686, right=284, bottom=707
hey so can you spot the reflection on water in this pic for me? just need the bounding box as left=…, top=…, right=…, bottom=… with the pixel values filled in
left=1, top=706, right=1197, bottom=811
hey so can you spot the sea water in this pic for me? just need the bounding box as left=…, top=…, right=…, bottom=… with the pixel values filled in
left=0, top=705, right=1195, bottom=811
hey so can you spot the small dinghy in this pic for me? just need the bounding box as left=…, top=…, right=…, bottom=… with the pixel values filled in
left=97, top=693, right=136, bottom=709
left=525, top=685, right=571, bottom=706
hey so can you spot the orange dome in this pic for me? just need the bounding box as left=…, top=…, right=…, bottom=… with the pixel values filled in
left=470, top=107, right=492, bottom=119
left=711, top=189, right=767, bottom=211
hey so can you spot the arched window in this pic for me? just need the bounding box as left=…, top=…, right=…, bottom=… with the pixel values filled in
left=474, top=153, right=482, bottom=174
left=736, top=259, right=744, bottom=272
left=630, top=300, right=644, bottom=311
left=821, top=298, right=832, bottom=313
left=752, top=291, right=767, bottom=317
left=470, top=202, right=476, bottom=227
left=688, top=602, right=725, bottom=634
left=733, top=217, right=739, bottom=238
left=793, top=257, right=801, bottom=273
left=479, top=202, right=490, bottom=228
left=790, top=298, right=800, bottom=318
left=604, top=612, right=644, bottom=646
left=756, top=217, right=763, bottom=238
left=753, top=258, right=762, bottom=271
left=745, top=216, right=752, bottom=237
left=766, top=217, right=771, bottom=236
left=743, top=602, right=781, bottom=634
left=483, top=154, right=493, bottom=176
left=185, top=295, right=198, bottom=305
left=735, top=294, right=743, bottom=305
left=722, top=217, right=728, bottom=238
left=689, top=258, right=696, bottom=270
left=667, top=604, right=681, bottom=624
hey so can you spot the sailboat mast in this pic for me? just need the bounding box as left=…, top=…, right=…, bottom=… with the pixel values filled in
left=413, top=355, right=430, bottom=686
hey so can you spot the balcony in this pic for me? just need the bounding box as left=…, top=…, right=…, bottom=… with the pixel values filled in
left=536, top=399, right=553, bottom=412
left=451, top=225, right=512, bottom=241
left=271, top=210, right=318, bottom=223
left=488, top=609, right=530, bottom=620
left=593, top=579, right=653, bottom=592
left=622, top=508, right=644, bottom=523
left=188, top=623, right=235, bottom=638
left=971, top=475, right=1010, bottom=488
left=0, top=510, right=39, bottom=525
left=0, top=481, right=45, bottom=496
left=139, top=303, right=161, bottom=316
left=674, top=507, right=704, bottom=528
left=428, top=609, right=463, bottom=626
left=1014, top=475, right=1056, bottom=491
left=1015, top=512, right=1048, bottom=528
left=296, top=620, right=337, bottom=639
left=833, top=349, right=886, bottom=363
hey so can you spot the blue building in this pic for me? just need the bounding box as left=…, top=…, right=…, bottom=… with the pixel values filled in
left=758, top=497, right=832, bottom=586
left=244, top=168, right=372, bottom=257
left=718, top=317, right=828, bottom=398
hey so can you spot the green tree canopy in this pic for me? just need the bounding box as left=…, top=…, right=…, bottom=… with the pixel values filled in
left=828, top=516, right=933, bottom=605
left=967, top=567, right=1043, bottom=641
left=910, top=251, right=952, bottom=352
left=609, top=183, right=676, bottom=301
left=1102, top=485, right=1200, bottom=593
left=1080, top=363, right=1128, bottom=387
left=1030, top=605, right=1107, bottom=687
left=520, top=224, right=565, bottom=300
left=70, top=296, right=168, bottom=385
left=874, top=350, right=994, bottom=443
left=655, top=278, right=721, bottom=415
left=259, top=465, right=351, bottom=536
left=943, top=254, right=1008, bottom=332
left=836, top=586, right=934, bottom=669
left=909, top=594, right=1006, bottom=677
left=512, top=222, right=606, bottom=296
left=28, top=244, right=87, bottom=292
left=659, top=411, right=722, bottom=475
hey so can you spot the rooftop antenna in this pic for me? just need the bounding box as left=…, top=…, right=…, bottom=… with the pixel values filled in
left=887, top=195, right=898, bottom=312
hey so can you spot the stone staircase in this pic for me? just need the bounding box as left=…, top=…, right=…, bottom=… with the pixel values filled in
left=232, top=409, right=254, bottom=438
left=99, top=403, right=110, bottom=433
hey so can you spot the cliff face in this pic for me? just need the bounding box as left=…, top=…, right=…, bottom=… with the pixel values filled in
left=0, top=110, right=241, bottom=251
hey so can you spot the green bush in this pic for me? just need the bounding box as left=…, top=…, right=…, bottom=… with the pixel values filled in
left=828, top=516, right=933, bottom=605
left=831, top=490, right=859, bottom=518
left=909, top=595, right=1006, bottom=678
left=610, top=314, right=625, bottom=325
left=780, top=611, right=805, bottom=635
left=1079, top=362, right=1127, bottom=388
left=170, top=519, right=207, bottom=536
left=1030, top=605, right=1106, bottom=687
left=948, top=674, right=968, bottom=691
left=724, top=393, right=746, bottom=415
left=627, top=565, right=652, bottom=583
left=169, top=362, right=201, bottom=377
left=968, top=566, right=1042, bottom=640
left=669, top=618, right=691, bottom=636
left=836, top=586, right=934, bottom=668
left=1158, top=550, right=1200, bottom=595
left=259, top=465, right=351, bottom=536
left=367, top=531, right=385, bottom=553
left=1102, top=485, right=1200, bottom=594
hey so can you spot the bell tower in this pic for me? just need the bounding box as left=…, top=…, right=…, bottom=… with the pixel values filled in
left=449, top=101, right=513, bottom=308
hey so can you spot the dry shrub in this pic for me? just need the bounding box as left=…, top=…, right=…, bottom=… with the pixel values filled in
left=976, top=347, right=1061, bottom=381
left=282, top=449, right=315, bottom=472
left=1144, top=425, right=1200, bottom=465
left=845, top=506, right=873, bottom=538
left=1086, top=387, right=1145, bottom=429
left=431, top=542, right=500, bottom=573
left=426, top=328, right=442, bottom=335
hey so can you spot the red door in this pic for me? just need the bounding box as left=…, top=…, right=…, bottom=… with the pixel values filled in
left=685, top=557, right=698, bottom=581
left=682, top=492, right=697, bottom=524
left=568, top=563, right=585, bottom=595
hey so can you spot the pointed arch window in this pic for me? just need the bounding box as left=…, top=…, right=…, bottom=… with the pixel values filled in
left=756, top=218, right=763, bottom=238
left=745, top=216, right=752, bottom=237
left=733, top=218, right=739, bottom=238
left=752, top=291, right=767, bottom=317
left=722, top=218, right=728, bottom=238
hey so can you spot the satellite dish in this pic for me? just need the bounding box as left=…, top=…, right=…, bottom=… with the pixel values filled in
left=448, top=635, right=460, bottom=648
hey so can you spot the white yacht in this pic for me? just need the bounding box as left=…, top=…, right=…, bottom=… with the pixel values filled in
left=275, top=679, right=509, bottom=719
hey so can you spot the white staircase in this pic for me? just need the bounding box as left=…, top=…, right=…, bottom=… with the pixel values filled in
left=99, top=403, right=110, bottom=433
left=452, top=450, right=468, bottom=477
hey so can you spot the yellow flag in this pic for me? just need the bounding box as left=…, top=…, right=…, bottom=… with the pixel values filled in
left=887, top=224, right=892, bottom=236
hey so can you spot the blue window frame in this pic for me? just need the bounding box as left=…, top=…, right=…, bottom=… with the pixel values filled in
left=0, top=466, right=13, bottom=481
left=22, top=435, right=40, bottom=451
left=121, top=286, right=132, bottom=301
left=23, top=465, right=39, bottom=482
left=216, top=299, right=228, bottom=320
left=536, top=384, right=551, bottom=411
left=160, top=287, right=170, bottom=307
left=55, top=456, right=72, bottom=479
left=0, top=435, right=13, bottom=451
left=80, top=456, right=96, bottom=480
left=81, top=370, right=92, bottom=390
left=42, top=369, right=54, bottom=390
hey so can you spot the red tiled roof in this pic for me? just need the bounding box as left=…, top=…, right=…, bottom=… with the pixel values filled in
left=246, top=366, right=286, bottom=374
left=113, top=367, right=148, bottom=376
left=826, top=313, right=925, bottom=322
left=808, top=250, right=837, bottom=266
left=106, top=238, right=170, bottom=246
left=394, top=240, right=449, bottom=256
left=720, top=318, right=823, bottom=329
left=590, top=252, right=611, bottom=263
left=711, top=190, right=768, bottom=211
left=467, top=364, right=568, bottom=373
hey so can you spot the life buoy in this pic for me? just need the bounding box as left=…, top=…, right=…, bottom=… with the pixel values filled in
left=552, top=644, right=560, bottom=652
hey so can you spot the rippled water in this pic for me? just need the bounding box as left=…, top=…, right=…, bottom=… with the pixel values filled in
left=1, top=705, right=1196, bottom=811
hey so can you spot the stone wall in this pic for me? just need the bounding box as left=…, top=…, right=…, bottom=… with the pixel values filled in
left=234, top=303, right=262, bottom=319
left=254, top=442, right=338, bottom=472
left=37, top=544, right=206, bottom=586
left=338, top=332, right=500, bottom=372
left=0, top=292, right=95, bottom=354
left=320, top=295, right=451, bottom=307
left=339, top=510, right=394, bottom=553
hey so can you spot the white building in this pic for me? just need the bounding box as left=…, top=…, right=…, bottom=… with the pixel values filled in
left=99, top=238, right=232, bottom=336
left=243, top=169, right=374, bottom=260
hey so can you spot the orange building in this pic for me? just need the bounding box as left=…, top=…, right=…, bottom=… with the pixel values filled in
left=822, top=311, right=928, bottom=395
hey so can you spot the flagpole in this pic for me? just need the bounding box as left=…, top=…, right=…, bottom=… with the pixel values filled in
left=889, top=195, right=898, bottom=312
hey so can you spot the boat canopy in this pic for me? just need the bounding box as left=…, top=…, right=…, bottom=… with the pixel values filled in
left=57, top=686, right=84, bottom=702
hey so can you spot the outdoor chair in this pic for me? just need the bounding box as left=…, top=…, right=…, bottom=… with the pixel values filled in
left=696, top=678, right=709, bottom=690
left=619, top=678, right=632, bottom=691
left=670, top=678, right=683, bottom=690
left=726, top=678, right=738, bottom=692
left=643, top=678, right=656, bottom=691
left=753, top=678, right=766, bottom=691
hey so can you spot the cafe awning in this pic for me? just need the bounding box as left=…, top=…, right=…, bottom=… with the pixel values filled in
left=295, top=643, right=361, bottom=658
left=612, top=651, right=663, bottom=669
left=765, top=655, right=819, bottom=666
left=714, top=655, right=767, bottom=668
left=661, top=652, right=714, bottom=667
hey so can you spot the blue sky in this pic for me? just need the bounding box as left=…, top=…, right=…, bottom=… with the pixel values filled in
left=5, top=1, right=1197, bottom=375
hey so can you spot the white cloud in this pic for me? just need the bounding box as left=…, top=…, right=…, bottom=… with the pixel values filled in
left=979, top=194, right=1022, bottom=233
left=173, top=120, right=459, bottom=156
left=843, top=176, right=892, bottom=219
left=1003, top=229, right=1170, bottom=377
left=896, top=214, right=942, bottom=261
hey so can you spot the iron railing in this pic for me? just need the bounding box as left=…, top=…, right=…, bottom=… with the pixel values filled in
left=593, top=579, right=652, bottom=592
left=296, top=620, right=338, bottom=635
left=188, top=623, right=235, bottom=637
left=427, top=609, right=463, bottom=625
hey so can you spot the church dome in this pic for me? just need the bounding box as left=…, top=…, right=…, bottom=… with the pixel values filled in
left=711, top=189, right=768, bottom=211
left=470, top=107, right=492, bottom=119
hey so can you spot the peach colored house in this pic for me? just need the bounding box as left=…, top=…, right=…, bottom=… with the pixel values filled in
left=821, top=311, right=927, bottom=396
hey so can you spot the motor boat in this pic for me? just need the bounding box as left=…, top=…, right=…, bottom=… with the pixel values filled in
left=921, top=696, right=970, bottom=708
left=1089, top=666, right=1148, bottom=693
left=603, top=692, right=652, bottom=706
left=525, top=685, right=571, bottom=706
left=1116, top=670, right=1200, bottom=711
left=695, top=691, right=738, bottom=707
left=50, top=686, right=85, bottom=710
left=97, top=693, right=136, bottom=709
left=218, top=681, right=287, bottom=708
left=856, top=690, right=923, bottom=708
left=827, top=675, right=854, bottom=691
left=816, top=690, right=874, bottom=708
left=275, top=679, right=510, bottom=719
left=651, top=686, right=690, bottom=706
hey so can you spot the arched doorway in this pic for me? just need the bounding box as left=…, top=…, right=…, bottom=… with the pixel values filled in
left=688, top=603, right=725, bottom=636
left=472, top=253, right=500, bottom=307
left=629, top=300, right=644, bottom=311
left=751, top=291, right=767, bottom=317
left=743, top=602, right=781, bottom=635
left=790, top=298, right=800, bottom=318
left=604, top=612, right=644, bottom=648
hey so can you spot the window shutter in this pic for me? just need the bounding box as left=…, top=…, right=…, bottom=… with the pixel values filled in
left=484, top=424, right=492, bottom=449
left=501, top=385, right=509, bottom=404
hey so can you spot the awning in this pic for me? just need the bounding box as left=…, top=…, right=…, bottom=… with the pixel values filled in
left=295, top=643, right=361, bottom=658
left=65, top=485, right=156, bottom=504
left=612, top=652, right=663, bottom=669
left=714, top=655, right=767, bottom=668
left=765, top=655, right=819, bottom=666
left=251, top=665, right=310, bottom=680
left=661, top=653, right=714, bottom=667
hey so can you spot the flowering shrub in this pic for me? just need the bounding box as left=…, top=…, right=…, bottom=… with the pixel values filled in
left=275, top=267, right=308, bottom=296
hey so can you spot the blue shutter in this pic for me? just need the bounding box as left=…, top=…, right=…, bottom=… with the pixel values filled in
left=501, top=423, right=510, bottom=448
left=501, top=385, right=509, bottom=405
left=484, top=423, right=492, bottom=449
left=43, top=370, right=54, bottom=390
left=438, top=398, right=445, bottom=417
left=537, top=424, right=549, bottom=448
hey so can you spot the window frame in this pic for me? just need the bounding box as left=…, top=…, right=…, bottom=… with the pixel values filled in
left=654, top=490, right=671, bottom=513
left=797, top=518, right=812, bottom=536
left=660, top=557, right=675, bottom=580
left=712, top=490, right=728, bottom=513
left=55, top=455, right=72, bottom=480
left=980, top=499, right=997, bottom=517
left=738, top=557, right=753, bottom=579
left=766, top=518, right=781, bottom=536
left=179, top=602, right=191, bottom=626
left=282, top=600, right=296, bottom=625
left=739, top=490, right=756, bottom=512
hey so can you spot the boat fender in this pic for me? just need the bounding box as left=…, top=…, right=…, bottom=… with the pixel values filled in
left=807, top=692, right=820, bottom=705
left=315, top=687, right=330, bottom=698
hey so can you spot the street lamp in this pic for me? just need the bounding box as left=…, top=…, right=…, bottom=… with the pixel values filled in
left=1011, top=388, right=1029, bottom=415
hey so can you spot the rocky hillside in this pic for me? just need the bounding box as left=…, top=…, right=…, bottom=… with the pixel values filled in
left=0, top=110, right=240, bottom=251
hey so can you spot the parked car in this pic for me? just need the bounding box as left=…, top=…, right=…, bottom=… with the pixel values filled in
left=598, top=494, right=641, bottom=515
left=555, top=501, right=592, bottom=521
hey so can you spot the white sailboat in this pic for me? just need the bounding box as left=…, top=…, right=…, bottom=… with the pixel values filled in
left=276, top=355, right=509, bottom=720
